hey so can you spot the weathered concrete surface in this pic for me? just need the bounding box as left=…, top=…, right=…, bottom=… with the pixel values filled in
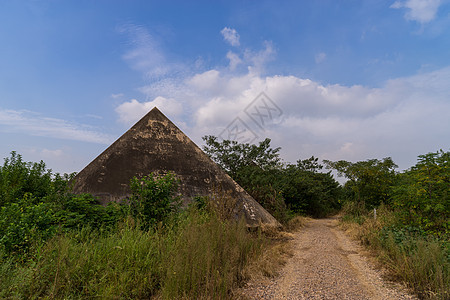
left=72, top=107, right=279, bottom=228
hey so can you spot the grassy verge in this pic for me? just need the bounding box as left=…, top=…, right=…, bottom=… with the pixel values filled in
left=340, top=202, right=449, bottom=300
left=0, top=208, right=273, bottom=299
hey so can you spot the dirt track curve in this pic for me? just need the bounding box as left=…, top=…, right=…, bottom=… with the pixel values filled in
left=242, top=217, right=416, bottom=300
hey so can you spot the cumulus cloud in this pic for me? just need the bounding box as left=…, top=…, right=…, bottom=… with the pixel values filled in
left=173, top=66, right=450, bottom=171
left=115, top=96, right=183, bottom=125
left=0, top=109, right=113, bottom=144
left=391, top=0, right=442, bottom=23
left=221, top=27, right=240, bottom=46
left=118, top=25, right=450, bottom=171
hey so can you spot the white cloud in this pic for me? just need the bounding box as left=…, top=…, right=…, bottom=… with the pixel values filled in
left=118, top=24, right=450, bottom=171
left=391, top=0, right=442, bottom=23
left=178, top=66, right=450, bottom=171
left=111, top=93, right=124, bottom=99
left=315, top=52, right=327, bottom=63
left=220, top=27, right=240, bottom=46
left=187, top=70, right=221, bottom=93
left=226, top=51, right=242, bottom=70
left=115, top=96, right=183, bottom=125
left=0, top=109, right=113, bottom=144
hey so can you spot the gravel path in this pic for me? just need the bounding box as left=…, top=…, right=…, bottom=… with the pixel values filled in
left=241, top=217, right=416, bottom=300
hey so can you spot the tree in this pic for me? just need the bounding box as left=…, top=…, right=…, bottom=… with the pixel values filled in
left=202, top=135, right=282, bottom=179
left=279, top=158, right=341, bottom=217
left=324, top=157, right=398, bottom=208
left=392, top=150, right=449, bottom=235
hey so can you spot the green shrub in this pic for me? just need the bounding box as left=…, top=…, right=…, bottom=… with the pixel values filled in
left=54, top=194, right=122, bottom=230
left=0, top=152, right=123, bottom=259
left=0, top=151, right=71, bottom=207
left=0, top=193, right=57, bottom=257
left=129, top=172, right=181, bottom=230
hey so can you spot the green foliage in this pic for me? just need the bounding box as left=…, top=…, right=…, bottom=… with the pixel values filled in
left=280, top=158, right=341, bottom=217
left=341, top=205, right=449, bottom=299
left=129, top=172, right=181, bottom=230
left=203, top=137, right=341, bottom=220
left=0, top=152, right=272, bottom=299
left=325, top=157, right=398, bottom=208
left=54, top=194, right=122, bottom=230
left=0, top=152, right=123, bottom=257
left=392, top=150, right=449, bottom=236
left=0, top=151, right=69, bottom=207
left=332, top=151, right=449, bottom=298
left=202, top=135, right=282, bottom=178
left=0, top=194, right=57, bottom=257
left=203, top=136, right=290, bottom=221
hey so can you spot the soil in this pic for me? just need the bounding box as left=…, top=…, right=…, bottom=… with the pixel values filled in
left=240, top=217, right=417, bottom=299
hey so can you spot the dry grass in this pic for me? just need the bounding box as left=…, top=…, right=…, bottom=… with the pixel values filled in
left=236, top=215, right=308, bottom=291
left=243, top=234, right=293, bottom=281
left=285, top=215, right=310, bottom=232
left=207, top=187, right=242, bottom=222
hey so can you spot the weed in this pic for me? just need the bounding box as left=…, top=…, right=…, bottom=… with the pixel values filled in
left=340, top=204, right=449, bottom=299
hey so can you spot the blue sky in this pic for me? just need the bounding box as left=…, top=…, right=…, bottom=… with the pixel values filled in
left=1, top=0, right=449, bottom=175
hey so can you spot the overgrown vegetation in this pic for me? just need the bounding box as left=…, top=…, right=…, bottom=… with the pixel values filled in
left=0, top=152, right=277, bottom=299
left=328, top=150, right=449, bottom=299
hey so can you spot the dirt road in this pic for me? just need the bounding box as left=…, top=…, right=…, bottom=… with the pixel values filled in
left=242, top=217, right=416, bottom=299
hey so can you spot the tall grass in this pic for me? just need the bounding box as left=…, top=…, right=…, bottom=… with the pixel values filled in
left=161, top=213, right=258, bottom=299
left=0, top=208, right=265, bottom=299
left=340, top=203, right=449, bottom=299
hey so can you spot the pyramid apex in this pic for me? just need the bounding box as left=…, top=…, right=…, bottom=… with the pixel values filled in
left=144, top=106, right=170, bottom=120
left=150, top=106, right=161, bottom=112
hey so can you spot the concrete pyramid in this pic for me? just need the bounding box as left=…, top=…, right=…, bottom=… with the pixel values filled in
left=72, top=107, right=279, bottom=227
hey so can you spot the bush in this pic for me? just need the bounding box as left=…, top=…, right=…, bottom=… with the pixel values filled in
left=0, top=152, right=123, bottom=258
left=0, top=151, right=71, bottom=207
left=129, top=172, right=181, bottom=230
left=0, top=194, right=57, bottom=257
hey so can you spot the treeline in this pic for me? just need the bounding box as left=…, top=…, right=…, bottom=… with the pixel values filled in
left=324, top=150, right=449, bottom=237
left=202, top=136, right=341, bottom=221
